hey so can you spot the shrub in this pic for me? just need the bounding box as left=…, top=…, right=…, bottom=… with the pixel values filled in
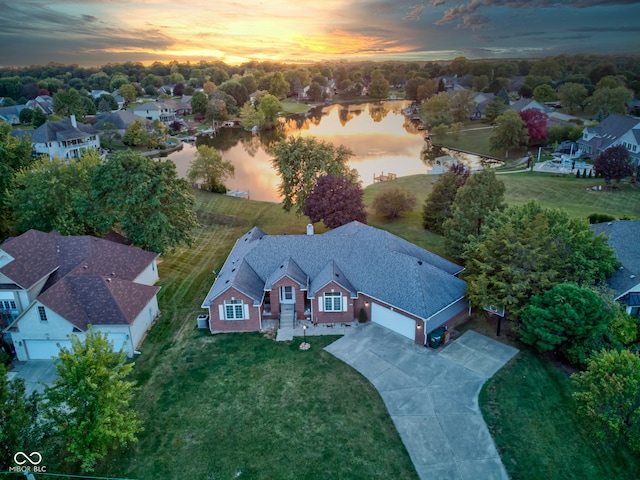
left=587, top=213, right=616, bottom=224
left=359, top=308, right=368, bottom=324
left=371, top=187, right=416, bottom=219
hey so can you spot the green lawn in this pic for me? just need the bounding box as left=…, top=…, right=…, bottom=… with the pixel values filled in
left=95, top=191, right=417, bottom=480
left=280, top=99, right=313, bottom=114
left=480, top=347, right=640, bottom=480
left=93, top=170, right=640, bottom=478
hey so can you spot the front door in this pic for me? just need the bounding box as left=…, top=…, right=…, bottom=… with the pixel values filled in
left=279, top=286, right=295, bottom=305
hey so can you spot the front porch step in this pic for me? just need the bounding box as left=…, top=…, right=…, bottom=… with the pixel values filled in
left=279, top=304, right=295, bottom=329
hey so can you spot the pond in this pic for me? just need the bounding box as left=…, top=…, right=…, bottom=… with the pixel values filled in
left=166, top=100, right=496, bottom=202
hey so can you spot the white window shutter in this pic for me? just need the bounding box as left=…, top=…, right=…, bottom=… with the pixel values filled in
left=342, top=296, right=347, bottom=312
left=319, top=297, right=324, bottom=312
left=218, top=304, right=224, bottom=320
left=243, top=304, right=249, bottom=319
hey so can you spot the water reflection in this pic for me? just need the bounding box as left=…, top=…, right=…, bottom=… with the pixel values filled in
left=166, top=101, right=496, bottom=202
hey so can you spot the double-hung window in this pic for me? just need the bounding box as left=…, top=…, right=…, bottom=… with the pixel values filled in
left=0, top=300, right=16, bottom=310
left=224, top=299, right=244, bottom=320
left=324, top=292, right=342, bottom=312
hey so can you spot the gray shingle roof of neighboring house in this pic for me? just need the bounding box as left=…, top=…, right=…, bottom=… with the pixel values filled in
left=132, top=101, right=174, bottom=112
left=14, top=117, right=96, bottom=144
left=203, top=222, right=466, bottom=320
left=0, top=105, right=26, bottom=123
left=94, top=110, right=148, bottom=130
left=1, top=230, right=159, bottom=329
left=578, top=114, right=640, bottom=154
left=509, top=98, right=550, bottom=113
left=591, top=220, right=640, bottom=298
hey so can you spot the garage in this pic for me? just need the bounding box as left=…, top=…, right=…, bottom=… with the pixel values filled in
left=24, top=339, right=72, bottom=360
left=371, top=303, right=416, bottom=341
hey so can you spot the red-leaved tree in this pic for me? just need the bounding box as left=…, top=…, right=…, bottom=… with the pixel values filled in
left=303, top=175, right=367, bottom=229
left=519, top=109, right=549, bottom=146
left=594, top=145, right=633, bottom=186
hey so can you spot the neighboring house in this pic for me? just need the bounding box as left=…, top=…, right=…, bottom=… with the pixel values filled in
left=201, top=222, right=468, bottom=345
left=12, top=115, right=100, bottom=160
left=591, top=221, right=640, bottom=317
left=577, top=114, right=640, bottom=169
left=94, top=110, right=150, bottom=137
left=25, top=95, right=54, bottom=116
left=509, top=98, right=550, bottom=114
left=0, top=105, right=26, bottom=125
left=131, top=101, right=176, bottom=124
left=471, top=92, right=496, bottom=119
left=1, top=230, right=160, bottom=360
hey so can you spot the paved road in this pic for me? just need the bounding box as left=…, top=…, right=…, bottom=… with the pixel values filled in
left=325, top=323, right=518, bottom=480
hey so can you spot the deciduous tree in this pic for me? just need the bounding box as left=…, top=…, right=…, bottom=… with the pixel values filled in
left=89, top=150, right=199, bottom=253
left=594, top=145, right=633, bottom=186
left=519, top=284, right=615, bottom=357
left=372, top=187, right=416, bottom=219
left=422, top=92, right=452, bottom=129
left=8, top=153, right=101, bottom=236
left=572, top=349, right=640, bottom=453
left=519, top=109, right=548, bottom=146
left=463, top=201, right=618, bottom=320
left=303, top=175, right=367, bottom=229
left=0, top=364, right=43, bottom=471
left=45, top=327, right=142, bottom=471
left=483, top=96, right=508, bottom=124
left=187, top=145, right=234, bottom=193
left=586, top=86, right=634, bottom=116
left=271, top=137, right=357, bottom=214
left=489, top=110, right=528, bottom=157
left=559, top=82, right=588, bottom=114
left=190, top=90, right=208, bottom=116
left=269, top=72, right=290, bottom=100
left=533, top=84, right=557, bottom=103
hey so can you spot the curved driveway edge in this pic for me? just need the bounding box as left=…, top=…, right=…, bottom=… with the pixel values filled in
left=325, top=323, right=518, bottom=480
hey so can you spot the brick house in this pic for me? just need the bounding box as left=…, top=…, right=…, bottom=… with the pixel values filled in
left=201, top=222, right=468, bottom=345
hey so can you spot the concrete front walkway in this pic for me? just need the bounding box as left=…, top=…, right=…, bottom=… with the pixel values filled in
left=325, top=323, right=518, bottom=480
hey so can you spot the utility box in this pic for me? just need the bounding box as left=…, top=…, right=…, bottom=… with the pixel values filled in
left=197, top=314, right=210, bottom=329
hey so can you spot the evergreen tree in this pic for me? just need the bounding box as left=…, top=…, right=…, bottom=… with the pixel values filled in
left=443, top=168, right=506, bottom=259
left=423, top=166, right=469, bottom=234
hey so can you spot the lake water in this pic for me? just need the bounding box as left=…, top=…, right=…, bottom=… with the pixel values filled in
left=166, top=100, right=494, bottom=202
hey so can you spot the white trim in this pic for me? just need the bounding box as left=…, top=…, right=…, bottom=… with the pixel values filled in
left=218, top=304, right=224, bottom=319
left=243, top=304, right=249, bottom=319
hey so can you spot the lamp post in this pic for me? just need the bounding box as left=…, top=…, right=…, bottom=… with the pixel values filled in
left=303, top=324, right=307, bottom=344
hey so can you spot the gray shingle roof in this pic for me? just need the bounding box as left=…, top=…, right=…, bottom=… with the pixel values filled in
left=203, top=222, right=466, bottom=320
left=265, top=257, right=308, bottom=290
left=95, top=110, right=147, bottom=130
left=19, top=117, right=97, bottom=144
left=310, top=260, right=356, bottom=298
left=591, top=220, right=640, bottom=297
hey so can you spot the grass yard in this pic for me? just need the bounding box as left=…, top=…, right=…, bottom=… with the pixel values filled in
left=94, top=168, right=639, bottom=478
left=480, top=347, right=640, bottom=480
left=95, top=191, right=417, bottom=480
left=280, top=99, right=313, bottom=114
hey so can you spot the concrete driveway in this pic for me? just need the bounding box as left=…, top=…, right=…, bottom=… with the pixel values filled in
left=8, top=360, right=58, bottom=396
left=325, top=323, right=518, bottom=480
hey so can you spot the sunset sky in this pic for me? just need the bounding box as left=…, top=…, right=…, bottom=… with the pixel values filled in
left=1, top=0, right=639, bottom=67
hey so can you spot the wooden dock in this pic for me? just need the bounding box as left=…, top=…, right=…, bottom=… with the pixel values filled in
left=373, top=172, right=397, bottom=183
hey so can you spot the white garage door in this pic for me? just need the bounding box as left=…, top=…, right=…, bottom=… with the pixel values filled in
left=25, top=339, right=72, bottom=360
left=371, top=303, right=416, bottom=340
